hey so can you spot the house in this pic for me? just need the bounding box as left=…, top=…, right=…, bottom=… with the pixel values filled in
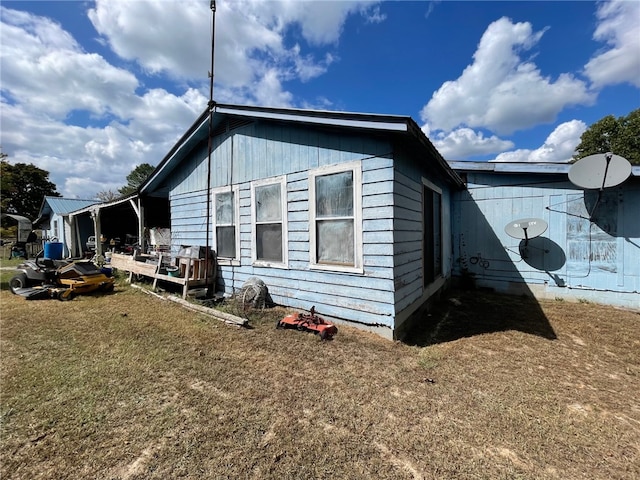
left=139, top=103, right=465, bottom=339
left=448, top=161, right=640, bottom=311
left=34, top=196, right=97, bottom=258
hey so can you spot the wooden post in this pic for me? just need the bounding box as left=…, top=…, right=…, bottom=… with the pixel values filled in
left=152, top=254, right=164, bottom=290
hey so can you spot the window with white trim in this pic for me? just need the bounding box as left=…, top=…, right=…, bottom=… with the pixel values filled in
left=423, top=179, right=442, bottom=286
left=251, top=176, right=287, bottom=267
left=212, top=186, right=240, bottom=262
left=309, top=162, right=362, bottom=272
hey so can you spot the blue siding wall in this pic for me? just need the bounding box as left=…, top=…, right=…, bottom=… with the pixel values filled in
left=392, top=148, right=453, bottom=320
left=452, top=172, right=640, bottom=310
left=166, top=122, right=401, bottom=333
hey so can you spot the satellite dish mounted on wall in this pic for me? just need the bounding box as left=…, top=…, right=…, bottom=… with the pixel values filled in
left=568, top=152, right=632, bottom=190
left=505, top=218, right=548, bottom=243
left=568, top=152, right=631, bottom=219
left=505, top=218, right=548, bottom=259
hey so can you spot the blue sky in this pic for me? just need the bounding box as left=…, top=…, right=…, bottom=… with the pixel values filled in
left=1, top=0, right=639, bottom=199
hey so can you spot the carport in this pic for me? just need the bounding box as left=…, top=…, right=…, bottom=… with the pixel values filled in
left=69, top=195, right=169, bottom=257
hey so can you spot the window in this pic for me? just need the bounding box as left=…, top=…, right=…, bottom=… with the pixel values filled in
left=309, top=162, right=362, bottom=272
left=212, top=186, right=239, bottom=262
left=423, top=179, right=442, bottom=286
left=53, top=220, right=59, bottom=240
left=251, top=176, right=287, bottom=267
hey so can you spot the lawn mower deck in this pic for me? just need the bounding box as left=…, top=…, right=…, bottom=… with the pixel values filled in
left=10, top=256, right=115, bottom=301
left=277, top=306, right=338, bottom=340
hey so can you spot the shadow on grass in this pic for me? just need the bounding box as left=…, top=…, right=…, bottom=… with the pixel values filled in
left=405, top=288, right=557, bottom=347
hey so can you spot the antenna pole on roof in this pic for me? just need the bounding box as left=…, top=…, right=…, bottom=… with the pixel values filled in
left=205, top=0, right=217, bottom=298
left=208, top=0, right=216, bottom=108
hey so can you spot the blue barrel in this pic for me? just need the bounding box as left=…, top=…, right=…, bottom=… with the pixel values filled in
left=44, top=242, right=63, bottom=260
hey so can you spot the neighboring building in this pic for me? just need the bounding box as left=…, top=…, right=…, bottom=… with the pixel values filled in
left=34, top=196, right=96, bottom=258
left=449, top=161, right=640, bottom=311
left=139, top=104, right=465, bottom=339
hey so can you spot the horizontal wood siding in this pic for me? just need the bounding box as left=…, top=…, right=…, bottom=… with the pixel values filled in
left=168, top=123, right=399, bottom=329
left=169, top=190, right=210, bottom=254
left=452, top=172, right=640, bottom=309
left=393, top=170, right=423, bottom=312
left=392, top=148, right=454, bottom=315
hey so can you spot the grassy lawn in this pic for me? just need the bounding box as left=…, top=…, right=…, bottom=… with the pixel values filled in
left=1, top=265, right=639, bottom=479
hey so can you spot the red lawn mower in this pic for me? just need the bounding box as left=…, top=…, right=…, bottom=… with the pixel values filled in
left=277, top=306, right=338, bottom=340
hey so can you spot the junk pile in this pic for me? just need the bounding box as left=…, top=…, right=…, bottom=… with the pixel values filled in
left=9, top=253, right=115, bottom=301
left=238, top=277, right=271, bottom=309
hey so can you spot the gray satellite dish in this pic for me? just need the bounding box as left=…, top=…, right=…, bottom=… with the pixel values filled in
left=568, top=152, right=632, bottom=190
left=505, top=218, right=548, bottom=242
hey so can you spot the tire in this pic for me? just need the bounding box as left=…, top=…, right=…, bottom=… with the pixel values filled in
left=319, top=330, right=328, bottom=341
left=57, top=290, right=74, bottom=301
left=9, top=273, right=29, bottom=294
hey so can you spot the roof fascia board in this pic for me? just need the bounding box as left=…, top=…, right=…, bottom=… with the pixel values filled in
left=215, top=105, right=409, bottom=132
left=449, top=161, right=640, bottom=179
left=449, top=161, right=571, bottom=174
left=139, top=110, right=210, bottom=194
left=69, top=194, right=137, bottom=216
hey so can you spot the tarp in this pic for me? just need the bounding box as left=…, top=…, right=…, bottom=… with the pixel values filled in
left=1, top=213, right=33, bottom=242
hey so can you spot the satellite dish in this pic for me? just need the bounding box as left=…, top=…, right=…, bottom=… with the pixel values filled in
left=568, top=152, right=631, bottom=190
left=505, top=218, right=548, bottom=241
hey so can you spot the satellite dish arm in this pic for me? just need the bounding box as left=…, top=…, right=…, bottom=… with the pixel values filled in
left=600, top=152, right=613, bottom=192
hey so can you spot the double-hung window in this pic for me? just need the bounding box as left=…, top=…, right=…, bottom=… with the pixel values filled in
left=309, top=161, right=362, bottom=273
left=212, top=186, right=240, bottom=263
left=251, top=176, right=287, bottom=267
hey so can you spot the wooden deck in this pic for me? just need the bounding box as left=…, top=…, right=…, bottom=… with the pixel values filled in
left=109, top=253, right=214, bottom=298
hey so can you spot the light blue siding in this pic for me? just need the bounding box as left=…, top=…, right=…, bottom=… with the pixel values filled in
left=392, top=149, right=454, bottom=317
left=159, top=117, right=457, bottom=337
left=165, top=122, right=407, bottom=331
left=452, top=172, right=640, bottom=310
left=167, top=122, right=394, bottom=194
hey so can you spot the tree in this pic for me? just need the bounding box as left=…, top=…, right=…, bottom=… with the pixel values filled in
left=1, top=158, right=60, bottom=220
left=573, top=109, right=640, bottom=165
left=95, top=189, right=121, bottom=202
left=119, top=163, right=155, bottom=196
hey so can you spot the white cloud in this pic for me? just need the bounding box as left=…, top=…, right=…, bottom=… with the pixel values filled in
left=0, top=6, right=208, bottom=198
left=0, top=8, right=139, bottom=119
left=253, top=69, right=294, bottom=107
left=584, top=0, right=640, bottom=88
left=426, top=126, right=514, bottom=159
left=492, top=120, right=587, bottom=163
left=420, top=17, right=594, bottom=135
left=0, top=1, right=382, bottom=198
left=240, top=0, right=381, bottom=46
left=87, top=0, right=379, bottom=94
left=364, top=5, right=387, bottom=24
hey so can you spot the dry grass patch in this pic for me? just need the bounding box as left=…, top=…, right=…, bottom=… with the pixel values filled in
left=1, top=284, right=639, bottom=479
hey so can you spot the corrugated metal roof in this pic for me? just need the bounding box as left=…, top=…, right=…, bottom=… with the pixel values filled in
left=69, top=194, right=137, bottom=215
left=43, top=196, right=96, bottom=215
